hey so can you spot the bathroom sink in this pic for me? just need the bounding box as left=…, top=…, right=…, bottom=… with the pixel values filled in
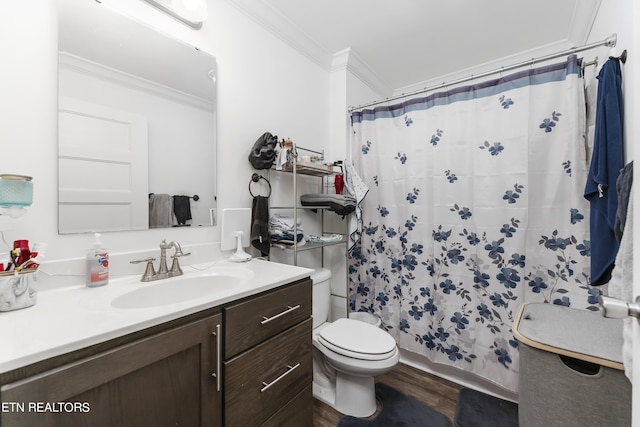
left=111, top=270, right=253, bottom=309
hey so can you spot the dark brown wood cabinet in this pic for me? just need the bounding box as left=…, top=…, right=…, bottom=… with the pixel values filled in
left=0, top=277, right=313, bottom=427
left=223, top=278, right=313, bottom=426
left=1, top=313, right=222, bottom=427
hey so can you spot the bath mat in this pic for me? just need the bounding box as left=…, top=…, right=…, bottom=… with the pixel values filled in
left=454, top=388, right=518, bottom=427
left=338, top=382, right=452, bottom=427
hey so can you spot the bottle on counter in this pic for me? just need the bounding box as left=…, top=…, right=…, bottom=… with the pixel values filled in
left=86, top=233, right=109, bottom=287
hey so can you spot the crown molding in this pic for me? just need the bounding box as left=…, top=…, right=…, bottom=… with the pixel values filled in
left=332, top=48, right=391, bottom=97
left=568, top=0, right=602, bottom=45
left=59, top=53, right=215, bottom=111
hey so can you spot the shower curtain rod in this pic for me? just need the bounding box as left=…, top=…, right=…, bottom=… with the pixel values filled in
left=349, top=33, right=619, bottom=112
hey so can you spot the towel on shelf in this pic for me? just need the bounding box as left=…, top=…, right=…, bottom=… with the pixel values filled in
left=269, top=213, right=303, bottom=233
left=269, top=213, right=305, bottom=248
left=149, top=193, right=173, bottom=228
left=173, top=195, right=192, bottom=225
left=300, top=194, right=356, bottom=216
left=607, top=187, right=633, bottom=382
left=251, top=196, right=270, bottom=257
left=270, top=232, right=305, bottom=247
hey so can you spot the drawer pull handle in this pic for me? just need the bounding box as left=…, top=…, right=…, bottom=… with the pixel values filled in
left=260, top=363, right=300, bottom=393
left=261, top=305, right=300, bottom=325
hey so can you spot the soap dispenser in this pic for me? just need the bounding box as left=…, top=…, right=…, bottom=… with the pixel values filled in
left=86, top=233, right=109, bottom=287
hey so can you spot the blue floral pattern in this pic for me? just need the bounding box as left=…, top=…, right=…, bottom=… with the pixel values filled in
left=349, top=58, right=595, bottom=393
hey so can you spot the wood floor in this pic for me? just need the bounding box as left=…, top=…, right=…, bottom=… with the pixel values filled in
left=312, top=363, right=463, bottom=426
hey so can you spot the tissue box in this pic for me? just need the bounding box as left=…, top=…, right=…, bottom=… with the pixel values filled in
left=0, top=270, right=37, bottom=312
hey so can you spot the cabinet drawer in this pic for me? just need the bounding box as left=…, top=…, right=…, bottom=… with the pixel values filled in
left=224, top=278, right=311, bottom=358
left=224, top=318, right=312, bottom=426
left=261, top=385, right=312, bottom=427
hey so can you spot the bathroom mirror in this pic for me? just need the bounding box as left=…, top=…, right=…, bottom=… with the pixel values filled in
left=57, top=0, right=217, bottom=234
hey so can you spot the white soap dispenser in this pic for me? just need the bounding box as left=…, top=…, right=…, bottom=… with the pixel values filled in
left=86, top=233, right=109, bottom=287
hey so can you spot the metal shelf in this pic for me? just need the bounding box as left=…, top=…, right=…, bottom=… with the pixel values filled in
left=277, top=163, right=338, bottom=176
left=268, top=142, right=346, bottom=266
left=272, top=235, right=347, bottom=252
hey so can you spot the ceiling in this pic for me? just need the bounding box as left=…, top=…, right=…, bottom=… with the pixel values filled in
left=225, top=0, right=603, bottom=94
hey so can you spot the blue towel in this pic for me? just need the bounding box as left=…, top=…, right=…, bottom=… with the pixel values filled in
left=584, top=58, right=624, bottom=286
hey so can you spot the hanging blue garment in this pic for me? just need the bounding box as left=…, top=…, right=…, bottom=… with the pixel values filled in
left=584, top=58, right=624, bottom=286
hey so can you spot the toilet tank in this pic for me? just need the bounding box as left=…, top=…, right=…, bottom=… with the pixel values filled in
left=311, top=268, right=331, bottom=329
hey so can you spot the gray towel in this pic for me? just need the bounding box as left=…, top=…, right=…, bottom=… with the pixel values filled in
left=614, top=161, right=633, bottom=242
left=149, top=193, right=172, bottom=228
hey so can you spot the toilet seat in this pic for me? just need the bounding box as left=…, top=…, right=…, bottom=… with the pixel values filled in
left=318, top=318, right=397, bottom=361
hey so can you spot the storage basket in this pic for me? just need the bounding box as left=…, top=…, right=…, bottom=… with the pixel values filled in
left=0, top=270, right=37, bottom=312
left=513, top=303, right=631, bottom=427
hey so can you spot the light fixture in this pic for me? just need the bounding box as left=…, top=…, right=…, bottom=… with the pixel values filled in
left=0, top=175, right=33, bottom=218
left=142, top=0, right=208, bottom=29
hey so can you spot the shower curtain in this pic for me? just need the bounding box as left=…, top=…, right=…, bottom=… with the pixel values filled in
left=349, top=55, right=598, bottom=392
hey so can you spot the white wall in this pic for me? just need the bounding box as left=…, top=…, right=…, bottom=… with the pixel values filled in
left=0, top=0, right=330, bottom=282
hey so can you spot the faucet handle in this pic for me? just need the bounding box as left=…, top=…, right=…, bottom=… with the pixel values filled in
left=130, top=257, right=156, bottom=282
left=168, top=252, right=190, bottom=277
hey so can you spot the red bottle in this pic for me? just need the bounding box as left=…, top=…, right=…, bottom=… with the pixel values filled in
left=334, top=174, right=344, bottom=195
left=14, top=239, right=30, bottom=266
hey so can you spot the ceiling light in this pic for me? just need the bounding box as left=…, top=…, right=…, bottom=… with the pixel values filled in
left=142, top=0, right=208, bottom=29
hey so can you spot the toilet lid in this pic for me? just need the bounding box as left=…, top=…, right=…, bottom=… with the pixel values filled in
left=318, top=318, right=397, bottom=361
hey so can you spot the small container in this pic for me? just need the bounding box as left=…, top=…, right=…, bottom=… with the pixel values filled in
left=86, top=233, right=109, bottom=287
left=0, top=270, right=37, bottom=312
left=0, top=175, right=33, bottom=207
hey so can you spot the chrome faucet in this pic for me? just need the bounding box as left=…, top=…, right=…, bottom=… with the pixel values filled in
left=159, top=240, right=190, bottom=278
left=130, top=240, right=191, bottom=282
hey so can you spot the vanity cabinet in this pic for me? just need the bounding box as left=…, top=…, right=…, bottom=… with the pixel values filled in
left=1, top=313, right=222, bottom=427
left=223, top=278, right=313, bottom=426
left=0, top=276, right=313, bottom=427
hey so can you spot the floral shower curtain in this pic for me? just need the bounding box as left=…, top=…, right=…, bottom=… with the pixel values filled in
left=348, top=55, right=599, bottom=392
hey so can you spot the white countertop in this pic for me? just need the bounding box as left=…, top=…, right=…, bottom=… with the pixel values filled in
left=0, top=259, right=313, bottom=374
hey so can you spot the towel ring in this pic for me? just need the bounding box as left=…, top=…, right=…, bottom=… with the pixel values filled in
left=249, top=173, right=271, bottom=197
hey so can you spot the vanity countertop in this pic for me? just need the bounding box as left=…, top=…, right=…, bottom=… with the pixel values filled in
left=0, top=259, right=313, bottom=374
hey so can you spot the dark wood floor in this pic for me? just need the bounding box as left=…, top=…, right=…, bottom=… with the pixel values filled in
left=313, top=363, right=463, bottom=426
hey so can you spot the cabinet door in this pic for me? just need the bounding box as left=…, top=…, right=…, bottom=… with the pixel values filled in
left=1, top=314, right=222, bottom=427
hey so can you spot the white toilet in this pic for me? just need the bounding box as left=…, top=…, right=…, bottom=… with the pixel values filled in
left=311, top=268, right=399, bottom=417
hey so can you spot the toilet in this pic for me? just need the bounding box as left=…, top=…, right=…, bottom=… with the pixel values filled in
left=311, top=268, right=399, bottom=417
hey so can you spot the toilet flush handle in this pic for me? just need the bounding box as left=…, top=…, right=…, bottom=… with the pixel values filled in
left=598, top=295, right=640, bottom=319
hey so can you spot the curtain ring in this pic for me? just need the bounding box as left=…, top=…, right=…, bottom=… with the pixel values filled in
left=249, top=173, right=271, bottom=197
